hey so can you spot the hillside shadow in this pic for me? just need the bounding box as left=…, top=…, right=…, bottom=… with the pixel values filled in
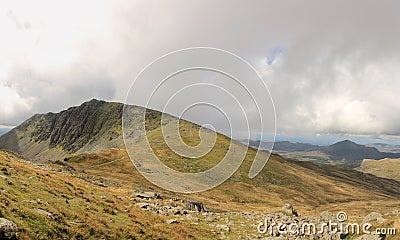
left=0, top=129, right=21, bottom=155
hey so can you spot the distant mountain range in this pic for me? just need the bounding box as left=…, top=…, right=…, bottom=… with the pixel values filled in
left=249, top=139, right=400, bottom=168
left=0, top=129, right=8, bottom=136
left=367, top=143, right=400, bottom=153
left=0, top=126, right=13, bottom=136
left=249, top=140, right=318, bottom=152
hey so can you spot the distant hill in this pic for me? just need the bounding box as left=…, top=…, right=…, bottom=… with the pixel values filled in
left=0, top=126, right=12, bottom=136
left=0, top=128, right=8, bottom=136
left=250, top=139, right=400, bottom=168
left=248, top=140, right=319, bottom=152
left=357, top=158, right=400, bottom=182
left=317, top=140, right=400, bottom=167
left=367, top=143, right=400, bottom=153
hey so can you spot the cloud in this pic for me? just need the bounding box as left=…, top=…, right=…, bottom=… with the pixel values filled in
left=0, top=0, right=399, bottom=140
left=0, top=81, right=33, bottom=124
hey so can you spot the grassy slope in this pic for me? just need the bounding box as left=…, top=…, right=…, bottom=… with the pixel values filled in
left=63, top=114, right=400, bottom=218
left=0, top=150, right=214, bottom=240
left=3, top=150, right=400, bottom=240
left=357, top=158, right=400, bottom=181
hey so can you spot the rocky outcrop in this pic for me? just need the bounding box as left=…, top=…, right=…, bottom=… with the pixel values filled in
left=0, top=99, right=126, bottom=160
left=35, top=99, right=123, bottom=152
left=0, top=218, right=18, bottom=239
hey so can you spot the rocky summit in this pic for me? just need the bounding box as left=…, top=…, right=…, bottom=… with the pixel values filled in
left=0, top=99, right=125, bottom=161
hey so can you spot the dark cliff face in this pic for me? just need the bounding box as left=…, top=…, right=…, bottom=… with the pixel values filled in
left=45, top=99, right=123, bottom=152
left=0, top=99, right=124, bottom=157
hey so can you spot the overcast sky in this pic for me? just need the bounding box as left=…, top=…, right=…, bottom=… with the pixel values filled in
left=1, top=0, right=400, bottom=144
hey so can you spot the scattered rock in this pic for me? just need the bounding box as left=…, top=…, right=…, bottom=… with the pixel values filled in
left=216, top=224, right=230, bottom=232
left=186, top=214, right=199, bottom=222
left=363, top=212, right=386, bottom=224
left=166, top=219, right=179, bottom=224
left=320, top=232, right=342, bottom=240
left=69, top=222, right=83, bottom=225
left=136, top=202, right=149, bottom=209
left=0, top=218, right=18, bottom=239
left=225, top=219, right=235, bottom=226
left=168, top=206, right=186, bottom=215
left=354, top=234, right=383, bottom=240
left=206, top=216, right=217, bottom=222
left=135, top=191, right=161, bottom=199
left=320, top=210, right=337, bottom=221
left=281, top=203, right=298, bottom=216
left=186, top=201, right=206, bottom=212
left=31, top=208, right=52, bottom=216
left=31, top=208, right=55, bottom=220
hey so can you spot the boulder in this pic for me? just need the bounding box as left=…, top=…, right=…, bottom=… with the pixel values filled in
left=281, top=203, right=298, bottom=216
left=0, top=218, right=18, bottom=239
left=135, top=191, right=161, bottom=199
left=186, top=201, right=205, bottom=212
left=392, top=209, right=400, bottom=215
left=166, top=219, right=179, bottom=224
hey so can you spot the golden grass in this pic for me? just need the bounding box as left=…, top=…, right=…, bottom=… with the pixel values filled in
left=65, top=146, right=400, bottom=218
left=0, top=150, right=214, bottom=239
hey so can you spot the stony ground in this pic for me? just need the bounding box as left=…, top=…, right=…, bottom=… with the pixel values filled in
left=1, top=150, right=400, bottom=239
left=126, top=191, right=400, bottom=240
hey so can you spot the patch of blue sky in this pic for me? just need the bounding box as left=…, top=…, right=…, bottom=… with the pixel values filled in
left=266, top=46, right=285, bottom=65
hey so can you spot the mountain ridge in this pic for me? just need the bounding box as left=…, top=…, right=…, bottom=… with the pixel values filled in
left=249, top=139, right=400, bottom=167
left=0, top=99, right=125, bottom=161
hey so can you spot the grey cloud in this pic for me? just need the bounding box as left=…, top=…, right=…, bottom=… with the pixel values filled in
left=1, top=0, right=399, bottom=140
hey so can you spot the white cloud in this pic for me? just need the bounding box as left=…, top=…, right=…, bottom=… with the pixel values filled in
left=0, top=81, right=33, bottom=123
